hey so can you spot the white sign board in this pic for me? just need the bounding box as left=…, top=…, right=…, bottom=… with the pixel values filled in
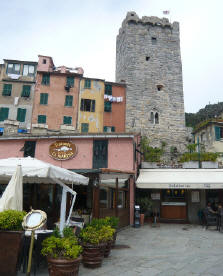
left=191, top=191, right=200, bottom=203
left=151, top=193, right=160, bottom=200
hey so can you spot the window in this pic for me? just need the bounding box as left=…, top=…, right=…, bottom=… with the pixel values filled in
left=151, top=37, right=157, bottom=45
left=38, top=115, right=46, bottom=124
left=24, top=141, right=36, bottom=157
left=146, top=56, right=150, bottom=61
left=7, top=63, right=20, bottom=75
left=105, top=84, right=112, bottom=95
left=21, top=85, right=31, bottom=97
left=65, top=95, right=73, bottom=107
left=84, top=79, right=91, bottom=88
left=81, top=123, right=89, bottom=133
left=157, top=84, right=163, bottom=91
left=150, top=111, right=159, bottom=124
left=66, top=76, right=74, bottom=87
left=215, top=126, right=223, bottom=140
left=42, top=74, right=50, bottom=85
left=2, top=84, right=12, bottom=96
left=80, top=99, right=95, bottom=112
left=104, top=101, right=112, bottom=112
left=63, top=116, right=72, bottom=125
left=40, top=93, right=48, bottom=105
left=0, top=107, right=9, bottom=121
left=104, top=126, right=115, bottom=132
left=118, top=191, right=126, bottom=208
left=23, top=65, right=35, bottom=76
left=99, top=187, right=108, bottom=208
left=17, top=108, right=26, bottom=122
left=43, top=59, right=47, bottom=64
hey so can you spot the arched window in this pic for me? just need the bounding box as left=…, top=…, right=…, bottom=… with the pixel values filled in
left=155, top=112, right=159, bottom=124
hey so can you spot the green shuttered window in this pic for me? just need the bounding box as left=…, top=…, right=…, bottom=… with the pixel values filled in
left=81, top=123, right=89, bottom=133
left=42, top=74, right=50, bottom=85
left=0, top=107, right=9, bottom=121
left=40, top=93, right=48, bottom=105
left=66, top=76, right=74, bottom=87
left=84, top=79, right=91, bottom=89
left=21, top=85, right=31, bottom=97
left=38, top=115, right=46, bottom=124
left=105, top=84, right=112, bottom=95
left=63, top=116, right=72, bottom=125
left=65, top=95, right=73, bottom=106
left=104, top=101, right=112, bottom=112
left=215, top=126, right=223, bottom=140
left=17, top=108, right=26, bottom=122
left=2, top=84, right=12, bottom=96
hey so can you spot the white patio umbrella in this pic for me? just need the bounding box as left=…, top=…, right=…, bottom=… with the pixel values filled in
left=0, top=165, right=23, bottom=212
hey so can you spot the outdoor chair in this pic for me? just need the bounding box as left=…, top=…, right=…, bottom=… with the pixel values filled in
left=203, top=208, right=218, bottom=230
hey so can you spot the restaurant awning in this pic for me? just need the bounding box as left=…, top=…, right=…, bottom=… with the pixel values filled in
left=136, top=169, right=223, bottom=189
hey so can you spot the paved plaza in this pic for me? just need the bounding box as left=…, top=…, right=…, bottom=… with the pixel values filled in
left=18, top=224, right=223, bottom=276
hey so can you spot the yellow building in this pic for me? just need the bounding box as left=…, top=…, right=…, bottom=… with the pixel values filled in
left=78, top=78, right=105, bottom=132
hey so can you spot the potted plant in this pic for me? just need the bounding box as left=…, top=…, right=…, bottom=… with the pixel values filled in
left=136, top=197, right=153, bottom=226
left=104, top=216, right=119, bottom=248
left=79, top=224, right=115, bottom=267
left=0, top=209, right=26, bottom=276
left=41, top=227, right=82, bottom=276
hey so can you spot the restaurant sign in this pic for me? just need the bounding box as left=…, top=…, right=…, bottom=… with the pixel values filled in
left=49, top=141, right=77, bottom=160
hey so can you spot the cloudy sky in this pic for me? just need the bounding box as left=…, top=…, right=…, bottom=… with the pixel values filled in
left=1, top=0, right=222, bottom=113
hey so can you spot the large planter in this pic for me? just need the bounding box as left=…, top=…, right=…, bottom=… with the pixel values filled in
left=104, top=241, right=112, bottom=258
left=0, top=230, right=24, bottom=276
left=141, top=162, right=159, bottom=169
left=182, top=161, right=199, bottom=169
left=201, top=161, right=218, bottom=168
left=82, top=243, right=105, bottom=268
left=47, top=256, right=82, bottom=276
left=111, top=231, right=117, bottom=248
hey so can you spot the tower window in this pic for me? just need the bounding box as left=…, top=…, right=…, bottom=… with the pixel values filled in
left=152, top=37, right=157, bottom=45
left=146, top=56, right=150, bottom=61
left=155, top=113, right=159, bottom=124
left=157, top=85, right=163, bottom=91
left=150, top=112, right=159, bottom=124
left=43, top=59, right=46, bottom=64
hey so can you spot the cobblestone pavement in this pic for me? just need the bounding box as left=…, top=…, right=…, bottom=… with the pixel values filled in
left=18, top=224, right=223, bottom=276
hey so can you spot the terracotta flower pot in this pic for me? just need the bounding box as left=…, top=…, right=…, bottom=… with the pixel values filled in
left=111, top=231, right=117, bottom=248
left=47, top=256, right=82, bottom=276
left=0, top=230, right=24, bottom=276
left=82, top=243, right=105, bottom=268
left=104, top=240, right=112, bottom=258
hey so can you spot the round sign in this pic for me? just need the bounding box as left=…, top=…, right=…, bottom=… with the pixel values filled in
left=22, top=209, right=47, bottom=230
left=49, top=141, right=77, bottom=161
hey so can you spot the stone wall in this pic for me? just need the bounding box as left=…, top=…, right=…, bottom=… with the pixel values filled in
left=116, top=12, right=187, bottom=155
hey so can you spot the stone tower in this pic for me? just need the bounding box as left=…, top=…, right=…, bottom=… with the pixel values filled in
left=116, top=12, right=186, bottom=155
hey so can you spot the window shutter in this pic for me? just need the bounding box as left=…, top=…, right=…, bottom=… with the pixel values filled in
left=63, top=116, right=72, bottom=125
left=92, top=100, right=95, bottom=112
left=66, top=76, right=74, bottom=87
left=0, top=108, right=9, bottom=121
left=104, top=126, right=107, bottom=132
left=105, top=84, right=112, bottom=95
left=2, top=84, right=12, bottom=96
left=38, top=115, right=46, bottom=124
left=17, top=108, right=26, bottom=122
left=215, top=126, right=221, bottom=141
left=81, top=123, right=89, bottom=133
left=40, top=93, right=48, bottom=105
left=104, top=101, right=111, bottom=112
left=111, top=126, right=115, bottom=132
left=65, top=95, right=73, bottom=106
left=21, top=85, right=31, bottom=97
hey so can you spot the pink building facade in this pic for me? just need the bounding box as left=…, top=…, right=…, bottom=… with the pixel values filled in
left=0, top=133, right=140, bottom=227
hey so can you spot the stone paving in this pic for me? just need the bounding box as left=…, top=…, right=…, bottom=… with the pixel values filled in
left=18, top=224, right=223, bottom=276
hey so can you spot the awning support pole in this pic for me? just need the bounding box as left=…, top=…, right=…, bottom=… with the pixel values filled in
left=60, top=187, right=67, bottom=234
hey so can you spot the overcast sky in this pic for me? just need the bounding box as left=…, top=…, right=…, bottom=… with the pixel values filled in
left=1, top=0, right=222, bottom=113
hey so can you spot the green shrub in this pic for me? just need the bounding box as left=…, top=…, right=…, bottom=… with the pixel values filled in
left=179, top=152, right=218, bottom=163
left=80, top=225, right=115, bottom=245
left=0, top=210, right=26, bottom=231
left=141, top=136, right=165, bottom=162
left=104, top=216, right=119, bottom=229
left=41, top=226, right=82, bottom=259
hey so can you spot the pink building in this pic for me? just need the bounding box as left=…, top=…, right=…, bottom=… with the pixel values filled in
left=32, top=55, right=83, bottom=132
left=0, top=133, right=140, bottom=227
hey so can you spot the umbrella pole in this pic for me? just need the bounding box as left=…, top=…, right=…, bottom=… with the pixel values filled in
left=27, top=230, right=35, bottom=276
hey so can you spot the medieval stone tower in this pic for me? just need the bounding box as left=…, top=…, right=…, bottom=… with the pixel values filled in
left=116, top=12, right=187, bottom=155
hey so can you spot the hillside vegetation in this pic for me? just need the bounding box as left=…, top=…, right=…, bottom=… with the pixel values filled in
left=185, top=102, right=223, bottom=128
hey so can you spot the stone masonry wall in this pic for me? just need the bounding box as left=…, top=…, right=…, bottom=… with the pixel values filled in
left=116, top=12, right=187, bottom=156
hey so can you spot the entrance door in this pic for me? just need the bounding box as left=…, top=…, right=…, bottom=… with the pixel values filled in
left=93, top=140, right=108, bottom=169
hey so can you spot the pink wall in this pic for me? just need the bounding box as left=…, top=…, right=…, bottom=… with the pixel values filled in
left=108, top=138, right=134, bottom=171
left=0, top=137, right=136, bottom=172
left=35, top=138, right=92, bottom=169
